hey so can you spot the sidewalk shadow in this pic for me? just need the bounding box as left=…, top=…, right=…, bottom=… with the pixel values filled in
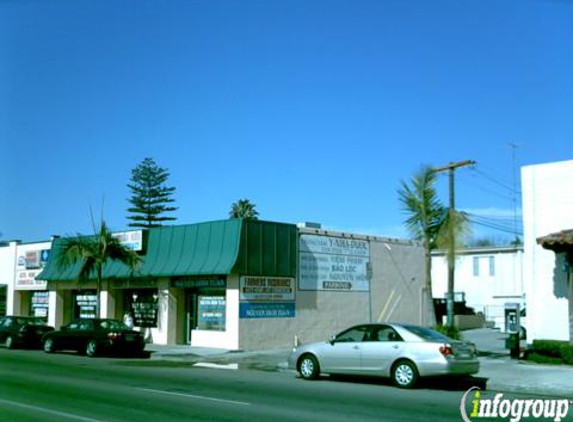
left=477, top=351, right=510, bottom=359
left=418, top=375, right=488, bottom=391
left=323, top=374, right=488, bottom=391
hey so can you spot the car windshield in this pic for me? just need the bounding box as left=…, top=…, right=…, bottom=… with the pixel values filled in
left=403, top=325, right=452, bottom=342
left=98, top=320, right=129, bottom=331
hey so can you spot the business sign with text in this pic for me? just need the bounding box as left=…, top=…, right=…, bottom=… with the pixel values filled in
left=299, top=234, right=370, bottom=292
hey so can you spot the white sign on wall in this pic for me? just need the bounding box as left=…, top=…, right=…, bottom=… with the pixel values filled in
left=240, top=276, right=295, bottom=301
left=299, top=234, right=370, bottom=292
left=112, top=230, right=144, bottom=251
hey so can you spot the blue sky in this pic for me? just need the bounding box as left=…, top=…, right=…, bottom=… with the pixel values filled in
left=1, top=0, right=571, bottom=243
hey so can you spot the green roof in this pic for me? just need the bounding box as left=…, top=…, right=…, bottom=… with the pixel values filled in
left=38, top=219, right=297, bottom=281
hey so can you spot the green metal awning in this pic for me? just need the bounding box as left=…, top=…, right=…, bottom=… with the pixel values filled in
left=38, top=219, right=297, bottom=281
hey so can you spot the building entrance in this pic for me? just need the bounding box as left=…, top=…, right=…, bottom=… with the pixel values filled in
left=185, top=289, right=198, bottom=344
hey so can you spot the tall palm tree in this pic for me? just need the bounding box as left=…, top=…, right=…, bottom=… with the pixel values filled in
left=398, top=166, right=445, bottom=326
left=57, top=220, right=141, bottom=317
left=229, top=199, right=259, bottom=220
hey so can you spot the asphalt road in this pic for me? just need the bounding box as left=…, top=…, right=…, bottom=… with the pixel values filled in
left=0, top=348, right=571, bottom=422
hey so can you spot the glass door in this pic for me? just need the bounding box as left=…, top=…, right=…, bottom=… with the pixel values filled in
left=185, top=289, right=197, bottom=344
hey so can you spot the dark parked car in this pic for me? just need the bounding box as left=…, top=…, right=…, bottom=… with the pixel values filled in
left=42, top=318, right=145, bottom=357
left=0, top=316, right=55, bottom=349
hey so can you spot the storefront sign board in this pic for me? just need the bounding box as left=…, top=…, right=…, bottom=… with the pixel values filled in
left=239, top=276, right=295, bottom=301
left=299, top=234, right=370, bottom=292
left=239, top=302, right=295, bottom=319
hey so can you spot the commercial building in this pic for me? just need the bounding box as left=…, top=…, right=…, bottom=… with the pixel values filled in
left=2, top=219, right=425, bottom=350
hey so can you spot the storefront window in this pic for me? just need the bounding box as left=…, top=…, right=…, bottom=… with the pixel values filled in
left=124, top=289, right=158, bottom=328
left=31, top=291, right=49, bottom=319
left=73, top=290, right=97, bottom=319
left=197, top=291, right=226, bottom=331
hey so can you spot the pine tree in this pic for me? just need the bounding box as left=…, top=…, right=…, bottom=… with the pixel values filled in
left=127, top=158, right=178, bottom=228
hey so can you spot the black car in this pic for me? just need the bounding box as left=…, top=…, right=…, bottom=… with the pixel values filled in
left=0, top=316, right=55, bottom=349
left=42, top=318, right=145, bottom=357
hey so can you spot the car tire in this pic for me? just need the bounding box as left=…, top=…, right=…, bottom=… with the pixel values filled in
left=391, top=360, right=419, bottom=389
left=86, top=340, right=98, bottom=358
left=5, top=336, right=14, bottom=349
left=298, top=354, right=320, bottom=380
left=43, top=338, right=56, bottom=353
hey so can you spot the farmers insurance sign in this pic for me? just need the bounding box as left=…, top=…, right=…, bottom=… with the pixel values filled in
left=299, top=234, right=370, bottom=292
left=240, top=276, right=295, bottom=301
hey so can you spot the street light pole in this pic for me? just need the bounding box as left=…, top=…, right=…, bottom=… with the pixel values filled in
left=432, top=160, right=475, bottom=326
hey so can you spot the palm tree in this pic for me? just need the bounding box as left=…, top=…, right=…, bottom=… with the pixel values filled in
left=398, top=166, right=445, bottom=326
left=57, top=220, right=141, bottom=317
left=229, top=199, right=259, bottom=220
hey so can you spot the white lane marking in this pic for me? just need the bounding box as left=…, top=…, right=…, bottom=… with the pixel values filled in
left=193, top=362, right=239, bottom=370
left=0, top=398, right=115, bottom=422
left=135, top=387, right=251, bottom=407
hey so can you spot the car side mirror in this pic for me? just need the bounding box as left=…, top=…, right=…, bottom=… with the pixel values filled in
left=328, top=335, right=336, bottom=345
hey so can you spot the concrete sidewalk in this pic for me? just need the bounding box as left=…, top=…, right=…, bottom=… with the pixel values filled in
left=463, top=328, right=573, bottom=397
left=145, top=328, right=573, bottom=397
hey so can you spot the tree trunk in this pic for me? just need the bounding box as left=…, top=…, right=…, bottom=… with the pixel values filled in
left=96, top=265, right=102, bottom=318
left=424, top=241, right=437, bottom=326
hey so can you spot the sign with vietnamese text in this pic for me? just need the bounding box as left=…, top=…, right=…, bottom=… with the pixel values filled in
left=299, top=234, right=370, bottom=292
left=239, top=302, right=295, bottom=319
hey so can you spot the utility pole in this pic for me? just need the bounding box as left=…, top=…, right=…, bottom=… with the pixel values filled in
left=432, top=159, right=476, bottom=327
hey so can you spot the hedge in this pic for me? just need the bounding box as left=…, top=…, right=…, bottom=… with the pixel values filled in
left=528, top=339, right=573, bottom=365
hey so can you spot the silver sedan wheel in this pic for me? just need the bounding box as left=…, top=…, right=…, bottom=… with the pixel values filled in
left=298, top=355, right=319, bottom=380
left=392, top=361, right=418, bottom=388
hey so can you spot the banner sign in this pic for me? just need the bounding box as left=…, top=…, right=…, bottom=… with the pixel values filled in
left=16, top=270, right=47, bottom=290
left=299, top=234, right=370, bottom=292
left=112, top=230, right=144, bottom=251
left=197, top=295, right=226, bottom=331
left=173, top=278, right=226, bottom=289
left=239, top=302, right=295, bottom=319
left=239, top=276, right=295, bottom=301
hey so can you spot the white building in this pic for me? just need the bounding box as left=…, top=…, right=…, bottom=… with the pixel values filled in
left=0, top=240, right=52, bottom=318
left=432, top=246, right=524, bottom=329
left=522, top=159, right=573, bottom=343
left=0, top=241, right=19, bottom=316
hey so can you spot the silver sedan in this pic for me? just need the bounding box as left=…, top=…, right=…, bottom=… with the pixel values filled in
left=288, top=323, right=479, bottom=388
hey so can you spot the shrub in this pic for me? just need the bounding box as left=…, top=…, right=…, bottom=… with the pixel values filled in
left=532, top=340, right=569, bottom=358
left=560, top=343, right=573, bottom=365
left=526, top=353, right=564, bottom=365
left=434, top=324, right=461, bottom=340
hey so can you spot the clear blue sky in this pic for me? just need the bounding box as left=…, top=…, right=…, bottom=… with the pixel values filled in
left=1, top=0, right=571, bottom=243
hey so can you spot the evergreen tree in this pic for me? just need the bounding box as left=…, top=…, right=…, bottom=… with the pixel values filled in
left=127, top=158, right=178, bottom=228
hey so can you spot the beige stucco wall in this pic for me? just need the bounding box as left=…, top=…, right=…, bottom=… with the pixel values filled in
left=239, top=232, right=424, bottom=350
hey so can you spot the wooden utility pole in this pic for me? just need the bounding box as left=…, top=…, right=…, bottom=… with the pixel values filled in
left=432, top=160, right=476, bottom=326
